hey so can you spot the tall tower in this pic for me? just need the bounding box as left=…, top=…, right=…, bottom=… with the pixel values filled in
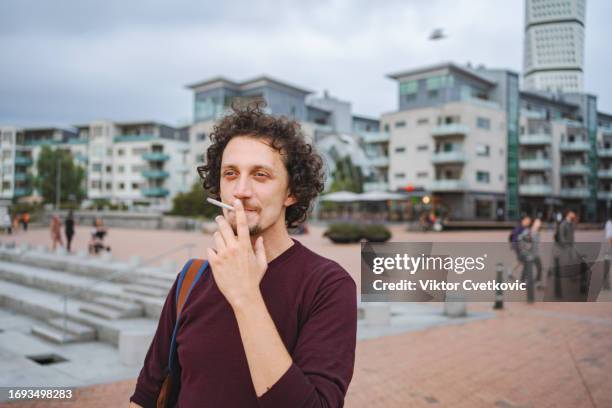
left=523, top=0, right=586, bottom=93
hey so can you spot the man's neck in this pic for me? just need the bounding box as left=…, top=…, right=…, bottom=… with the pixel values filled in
left=250, top=223, right=295, bottom=264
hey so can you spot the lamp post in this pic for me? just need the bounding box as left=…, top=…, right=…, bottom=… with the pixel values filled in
left=55, top=157, right=61, bottom=210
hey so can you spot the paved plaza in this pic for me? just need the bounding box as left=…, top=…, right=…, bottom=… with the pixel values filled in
left=0, top=224, right=610, bottom=407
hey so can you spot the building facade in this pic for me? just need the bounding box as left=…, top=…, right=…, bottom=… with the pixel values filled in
left=523, top=0, right=586, bottom=93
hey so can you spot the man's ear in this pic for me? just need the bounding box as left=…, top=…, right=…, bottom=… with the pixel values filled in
left=284, top=191, right=297, bottom=207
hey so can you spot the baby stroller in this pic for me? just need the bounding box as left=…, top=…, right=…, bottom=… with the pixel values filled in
left=89, top=219, right=111, bottom=254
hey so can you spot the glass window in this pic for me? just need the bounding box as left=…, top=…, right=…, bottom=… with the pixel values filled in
left=395, top=121, right=406, bottom=128
left=399, top=80, right=417, bottom=95
left=477, top=117, right=491, bottom=129
left=476, top=171, right=490, bottom=183
left=394, top=147, right=406, bottom=153
left=476, top=144, right=490, bottom=156
left=417, top=145, right=428, bottom=151
left=92, top=163, right=102, bottom=172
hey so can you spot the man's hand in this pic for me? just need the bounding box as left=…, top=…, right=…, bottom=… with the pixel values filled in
left=207, top=199, right=268, bottom=308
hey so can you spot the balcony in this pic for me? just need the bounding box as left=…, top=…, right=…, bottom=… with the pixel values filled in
left=598, top=148, right=612, bottom=158
left=363, top=181, right=389, bottom=192
left=114, top=134, right=155, bottom=143
left=368, top=156, right=389, bottom=167
left=14, top=156, right=33, bottom=166
left=13, top=173, right=28, bottom=182
left=518, top=158, right=552, bottom=170
left=142, top=170, right=170, bottom=179
left=560, top=188, right=589, bottom=199
left=14, top=187, right=33, bottom=197
left=142, top=187, right=169, bottom=197
left=361, top=132, right=390, bottom=144
left=519, top=184, right=553, bottom=196
left=431, top=151, right=467, bottom=164
left=431, top=124, right=469, bottom=138
left=519, top=134, right=552, bottom=145
left=142, top=152, right=170, bottom=162
left=430, top=179, right=467, bottom=192
left=598, top=169, right=612, bottom=178
left=560, top=163, right=590, bottom=175
left=560, top=141, right=590, bottom=152
left=598, top=191, right=612, bottom=201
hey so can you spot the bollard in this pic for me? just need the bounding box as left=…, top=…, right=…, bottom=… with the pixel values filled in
left=554, top=256, right=562, bottom=299
left=579, top=255, right=588, bottom=294
left=524, top=255, right=535, bottom=303
left=604, top=255, right=611, bottom=290
left=493, top=262, right=504, bottom=310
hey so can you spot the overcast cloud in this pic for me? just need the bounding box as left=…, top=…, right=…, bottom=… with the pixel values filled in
left=1, top=0, right=610, bottom=127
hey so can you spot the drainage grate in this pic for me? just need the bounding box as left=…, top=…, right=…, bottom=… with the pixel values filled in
left=26, top=353, right=68, bottom=366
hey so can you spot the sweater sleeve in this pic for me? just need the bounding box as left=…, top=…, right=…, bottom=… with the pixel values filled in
left=257, top=272, right=357, bottom=408
left=129, top=275, right=178, bottom=408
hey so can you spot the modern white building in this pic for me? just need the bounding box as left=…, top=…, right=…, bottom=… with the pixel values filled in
left=523, top=0, right=586, bottom=93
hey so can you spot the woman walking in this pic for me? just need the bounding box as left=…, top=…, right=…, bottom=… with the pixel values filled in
left=65, top=211, right=75, bottom=252
left=50, top=214, right=63, bottom=251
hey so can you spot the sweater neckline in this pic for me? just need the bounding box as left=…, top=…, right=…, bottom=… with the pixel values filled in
left=267, top=238, right=302, bottom=269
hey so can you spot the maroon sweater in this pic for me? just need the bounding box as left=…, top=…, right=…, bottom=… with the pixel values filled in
left=130, top=238, right=357, bottom=407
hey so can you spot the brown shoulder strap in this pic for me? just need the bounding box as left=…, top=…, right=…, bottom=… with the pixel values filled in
left=176, top=259, right=206, bottom=319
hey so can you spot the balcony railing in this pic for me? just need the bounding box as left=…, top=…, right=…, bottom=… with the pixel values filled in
left=142, top=187, right=169, bottom=197
left=14, top=156, right=33, bottom=166
left=368, top=156, right=389, bottom=167
left=361, top=132, right=390, bottom=144
left=142, top=152, right=170, bottom=162
left=430, top=179, right=466, bottom=191
left=560, top=164, right=590, bottom=175
left=431, top=151, right=467, bottom=164
left=14, top=187, right=33, bottom=197
left=598, top=149, right=612, bottom=158
left=560, top=141, right=590, bottom=152
left=560, top=188, right=589, bottom=198
left=142, top=170, right=170, bottom=179
left=597, top=169, right=612, bottom=178
left=598, top=191, right=612, bottom=201
left=519, top=133, right=552, bottom=145
left=431, top=124, right=469, bottom=138
left=518, top=158, right=552, bottom=170
left=363, top=181, right=389, bottom=192
left=519, top=184, right=553, bottom=196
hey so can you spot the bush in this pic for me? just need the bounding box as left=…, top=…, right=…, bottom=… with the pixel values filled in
left=323, top=223, right=362, bottom=243
left=361, top=224, right=392, bottom=242
left=323, top=223, right=392, bottom=244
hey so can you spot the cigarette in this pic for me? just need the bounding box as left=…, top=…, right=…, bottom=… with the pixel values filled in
left=206, top=197, right=235, bottom=211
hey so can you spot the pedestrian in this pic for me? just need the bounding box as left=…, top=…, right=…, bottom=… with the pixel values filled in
left=21, top=212, right=30, bottom=231
left=12, top=214, right=20, bottom=233
left=50, top=214, right=63, bottom=251
left=65, top=210, right=75, bottom=252
left=605, top=212, right=612, bottom=253
left=530, top=218, right=544, bottom=288
left=508, top=215, right=532, bottom=280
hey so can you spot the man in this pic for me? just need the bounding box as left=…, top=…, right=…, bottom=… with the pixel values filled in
left=508, top=215, right=531, bottom=280
left=129, top=103, right=357, bottom=407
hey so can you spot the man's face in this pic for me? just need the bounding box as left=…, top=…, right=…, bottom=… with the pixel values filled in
left=521, top=217, right=532, bottom=227
left=219, top=136, right=296, bottom=236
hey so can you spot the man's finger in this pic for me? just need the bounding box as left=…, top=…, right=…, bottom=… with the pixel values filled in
left=215, top=215, right=236, bottom=245
left=233, top=199, right=250, bottom=245
left=213, top=231, right=226, bottom=251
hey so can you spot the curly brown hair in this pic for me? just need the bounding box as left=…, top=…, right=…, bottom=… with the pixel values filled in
left=197, top=102, right=325, bottom=228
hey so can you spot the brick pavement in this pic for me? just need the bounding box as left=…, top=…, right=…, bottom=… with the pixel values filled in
left=1, top=226, right=610, bottom=407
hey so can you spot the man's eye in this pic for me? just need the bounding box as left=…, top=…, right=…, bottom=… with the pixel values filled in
left=255, top=173, right=269, bottom=178
left=223, top=171, right=236, bottom=177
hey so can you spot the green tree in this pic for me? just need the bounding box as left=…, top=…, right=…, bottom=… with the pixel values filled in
left=35, top=146, right=86, bottom=205
left=329, top=156, right=363, bottom=193
left=170, top=182, right=219, bottom=219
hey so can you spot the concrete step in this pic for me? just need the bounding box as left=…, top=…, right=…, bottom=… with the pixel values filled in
left=0, top=280, right=157, bottom=346
left=46, top=317, right=96, bottom=341
left=91, top=296, right=143, bottom=316
left=31, top=324, right=77, bottom=344
left=79, top=304, right=126, bottom=320
left=123, top=284, right=167, bottom=298
left=139, top=277, right=173, bottom=290
left=0, top=260, right=162, bottom=318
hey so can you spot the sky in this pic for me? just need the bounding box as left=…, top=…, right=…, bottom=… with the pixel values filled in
left=0, top=0, right=611, bottom=127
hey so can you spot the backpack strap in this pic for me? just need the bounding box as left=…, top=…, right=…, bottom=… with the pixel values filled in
left=167, top=258, right=209, bottom=370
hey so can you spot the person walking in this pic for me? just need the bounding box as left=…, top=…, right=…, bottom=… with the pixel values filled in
left=21, top=212, right=30, bottom=231
left=530, top=218, right=544, bottom=288
left=50, top=214, right=63, bottom=251
left=65, top=211, right=75, bottom=252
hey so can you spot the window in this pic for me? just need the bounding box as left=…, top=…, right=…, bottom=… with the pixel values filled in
left=399, top=80, right=417, bottom=95
left=132, top=165, right=144, bottom=173
left=417, top=118, right=429, bottom=125
left=105, top=182, right=112, bottom=190
left=92, top=163, right=102, bottom=173
left=117, top=165, right=125, bottom=173
left=476, top=171, right=490, bottom=183
left=395, top=121, right=406, bottom=128
left=118, top=182, right=125, bottom=190
left=477, top=117, right=491, bottom=129
left=475, top=200, right=492, bottom=218
left=428, top=90, right=439, bottom=99
left=117, top=148, right=125, bottom=156
left=196, top=132, right=207, bottom=141
left=196, top=153, right=205, bottom=163
left=394, top=173, right=406, bottom=179
left=91, top=180, right=101, bottom=189
left=132, top=183, right=139, bottom=190
left=106, top=165, right=112, bottom=173
left=132, top=147, right=148, bottom=155
left=405, top=94, right=417, bottom=103
left=107, top=148, right=112, bottom=156
left=416, top=145, right=428, bottom=152
left=476, top=144, right=490, bottom=157
left=383, top=124, right=390, bottom=132
left=417, top=171, right=428, bottom=178
left=394, top=147, right=406, bottom=153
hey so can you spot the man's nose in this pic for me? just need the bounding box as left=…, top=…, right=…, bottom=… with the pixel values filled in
left=233, top=175, right=253, bottom=199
